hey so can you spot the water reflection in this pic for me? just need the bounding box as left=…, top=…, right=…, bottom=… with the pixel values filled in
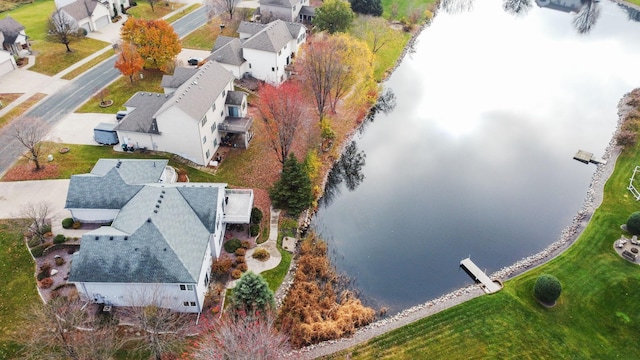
left=320, top=141, right=367, bottom=207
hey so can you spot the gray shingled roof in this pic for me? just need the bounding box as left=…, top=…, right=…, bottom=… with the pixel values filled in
left=225, top=91, right=246, bottom=106
left=241, top=20, right=293, bottom=52
left=115, top=92, right=172, bottom=134
left=0, top=16, right=25, bottom=44
left=91, top=159, right=168, bottom=184
left=69, top=184, right=225, bottom=284
left=161, top=67, right=198, bottom=89
left=209, top=37, right=245, bottom=66
left=156, top=61, right=234, bottom=122
left=238, top=21, right=268, bottom=37
left=59, top=0, right=101, bottom=21
left=299, top=6, right=315, bottom=16
left=285, top=21, right=306, bottom=37
left=65, top=168, right=144, bottom=209
left=260, top=0, right=298, bottom=8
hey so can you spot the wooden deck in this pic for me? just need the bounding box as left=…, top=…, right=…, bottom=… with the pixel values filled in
left=460, top=258, right=502, bottom=294
left=573, top=150, right=606, bottom=165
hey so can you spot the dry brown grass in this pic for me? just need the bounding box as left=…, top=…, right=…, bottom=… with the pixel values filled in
left=278, top=233, right=375, bottom=348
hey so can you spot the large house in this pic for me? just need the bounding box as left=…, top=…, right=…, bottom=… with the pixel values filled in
left=66, top=159, right=254, bottom=313
left=208, top=20, right=306, bottom=85
left=53, top=0, right=129, bottom=33
left=0, top=16, right=30, bottom=57
left=258, top=0, right=315, bottom=23
left=115, top=61, right=253, bottom=166
left=0, top=34, right=17, bottom=76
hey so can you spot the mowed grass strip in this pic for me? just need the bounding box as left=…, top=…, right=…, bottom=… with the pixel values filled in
left=125, top=1, right=180, bottom=20
left=75, top=69, right=165, bottom=113
left=325, top=138, right=640, bottom=358
left=29, top=38, right=110, bottom=76
left=165, top=3, right=201, bottom=23
left=0, top=93, right=47, bottom=130
left=0, top=220, right=39, bottom=360
left=61, top=49, right=116, bottom=80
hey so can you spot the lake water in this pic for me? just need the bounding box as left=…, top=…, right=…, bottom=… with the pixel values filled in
left=312, top=0, right=640, bottom=315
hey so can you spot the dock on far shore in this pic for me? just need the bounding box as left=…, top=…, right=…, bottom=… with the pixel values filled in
left=573, top=150, right=607, bottom=165
left=460, top=258, right=502, bottom=294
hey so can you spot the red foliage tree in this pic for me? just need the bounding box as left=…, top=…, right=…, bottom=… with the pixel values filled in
left=257, top=82, right=306, bottom=166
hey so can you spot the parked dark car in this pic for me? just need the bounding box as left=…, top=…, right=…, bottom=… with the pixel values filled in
left=188, top=57, right=202, bottom=66
left=116, top=110, right=128, bottom=121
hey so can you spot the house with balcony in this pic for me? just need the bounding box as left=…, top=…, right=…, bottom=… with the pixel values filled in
left=208, top=19, right=306, bottom=85
left=258, top=0, right=315, bottom=23
left=66, top=158, right=254, bottom=313
left=115, top=61, right=253, bottom=166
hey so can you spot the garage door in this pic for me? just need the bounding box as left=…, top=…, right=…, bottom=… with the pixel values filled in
left=0, top=58, right=15, bottom=77
left=95, top=15, right=110, bottom=30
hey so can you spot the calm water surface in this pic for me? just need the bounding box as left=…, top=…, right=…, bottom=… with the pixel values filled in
left=312, top=0, right=640, bottom=314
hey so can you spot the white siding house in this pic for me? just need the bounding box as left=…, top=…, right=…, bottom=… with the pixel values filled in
left=259, top=0, right=313, bottom=23
left=209, top=20, right=306, bottom=86
left=54, top=0, right=112, bottom=33
left=116, top=61, right=253, bottom=166
left=0, top=16, right=30, bottom=57
left=67, top=159, right=253, bottom=313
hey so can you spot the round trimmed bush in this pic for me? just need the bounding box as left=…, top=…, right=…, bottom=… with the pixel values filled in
left=238, top=263, right=248, bottom=272
left=241, top=240, right=251, bottom=249
left=534, top=274, right=562, bottom=306
left=235, top=256, right=245, bottom=264
left=224, top=238, right=242, bottom=253
left=61, top=218, right=74, bottom=229
left=250, top=207, right=263, bottom=224
left=252, top=248, right=270, bottom=261
left=231, top=269, right=242, bottom=279
left=39, top=277, right=54, bottom=289
left=53, top=234, right=66, bottom=244
left=250, top=224, right=260, bottom=237
left=235, top=248, right=246, bottom=256
left=627, top=211, right=640, bottom=235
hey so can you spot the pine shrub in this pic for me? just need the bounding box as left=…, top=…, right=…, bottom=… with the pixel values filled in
left=61, top=218, right=74, bottom=229
left=53, top=234, right=66, bottom=244
left=627, top=212, right=640, bottom=235
left=534, top=274, right=562, bottom=305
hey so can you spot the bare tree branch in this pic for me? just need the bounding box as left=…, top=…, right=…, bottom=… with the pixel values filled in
left=10, top=117, right=48, bottom=171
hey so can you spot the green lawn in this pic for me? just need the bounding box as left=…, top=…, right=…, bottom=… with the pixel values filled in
left=325, top=140, right=640, bottom=358
left=75, top=69, right=165, bottom=113
left=0, top=0, right=110, bottom=75
left=126, top=1, right=180, bottom=20
left=0, top=220, right=39, bottom=360
left=381, top=0, right=437, bottom=20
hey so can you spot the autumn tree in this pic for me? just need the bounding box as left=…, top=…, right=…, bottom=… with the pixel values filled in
left=191, top=310, right=290, bottom=360
left=257, top=82, right=306, bottom=166
left=123, top=290, right=193, bottom=360
left=47, top=8, right=85, bottom=52
left=23, top=296, right=122, bottom=360
left=313, top=0, right=355, bottom=34
left=297, top=33, right=374, bottom=119
left=350, top=0, right=382, bottom=16
left=115, top=41, right=145, bottom=84
left=269, top=153, right=313, bottom=217
left=121, top=18, right=182, bottom=71
left=352, top=15, right=394, bottom=54
left=10, top=116, right=48, bottom=170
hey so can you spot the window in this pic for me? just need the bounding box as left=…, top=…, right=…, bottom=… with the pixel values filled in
left=201, top=116, right=207, bottom=127
left=242, top=102, right=246, bottom=110
left=214, top=138, right=217, bottom=147
left=183, top=301, right=189, bottom=306
left=211, top=103, right=216, bottom=112
left=278, top=49, right=282, bottom=55
left=211, top=122, right=217, bottom=133
left=221, top=110, right=223, bottom=117
left=190, top=301, right=196, bottom=306
left=180, top=285, right=186, bottom=290
left=205, top=273, right=209, bottom=286
left=206, top=149, right=210, bottom=159
left=272, top=67, right=275, bottom=72
left=187, top=285, right=194, bottom=291
left=222, top=90, right=226, bottom=97
left=249, top=63, right=252, bottom=68
left=203, top=136, right=207, bottom=144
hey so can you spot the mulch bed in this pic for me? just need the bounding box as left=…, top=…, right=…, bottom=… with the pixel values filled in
left=2, top=163, right=60, bottom=181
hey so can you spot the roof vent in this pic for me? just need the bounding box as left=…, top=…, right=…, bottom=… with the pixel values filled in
left=147, top=218, right=152, bottom=223
left=134, top=248, right=139, bottom=251
left=124, top=236, right=128, bottom=241
left=193, top=80, right=198, bottom=85
left=160, top=195, right=164, bottom=199
left=95, top=236, right=99, bottom=240
left=155, top=204, right=160, bottom=209
left=154, top=210, right=158, bottom=213
left=109, top=236, right=114, bottom=241
left=163, top=248, right=167, bottom=251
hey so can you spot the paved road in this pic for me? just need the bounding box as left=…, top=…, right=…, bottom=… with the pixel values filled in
left=0, top=6, right=209, bottom=176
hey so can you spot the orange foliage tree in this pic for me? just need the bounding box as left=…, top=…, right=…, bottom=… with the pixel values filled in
left=121, top=18, right=182, bottom=72
left=256, top=82, right=307, bottom=166
left=115, top=42, right=145, bottom=84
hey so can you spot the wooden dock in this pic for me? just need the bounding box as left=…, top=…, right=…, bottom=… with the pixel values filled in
left=573, top=150, right=606, bottom=165
left=460, top=258, right=502, bottom=294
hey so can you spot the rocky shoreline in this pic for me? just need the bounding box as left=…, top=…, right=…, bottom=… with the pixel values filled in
left=287, top=87, right=638, bottom=360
